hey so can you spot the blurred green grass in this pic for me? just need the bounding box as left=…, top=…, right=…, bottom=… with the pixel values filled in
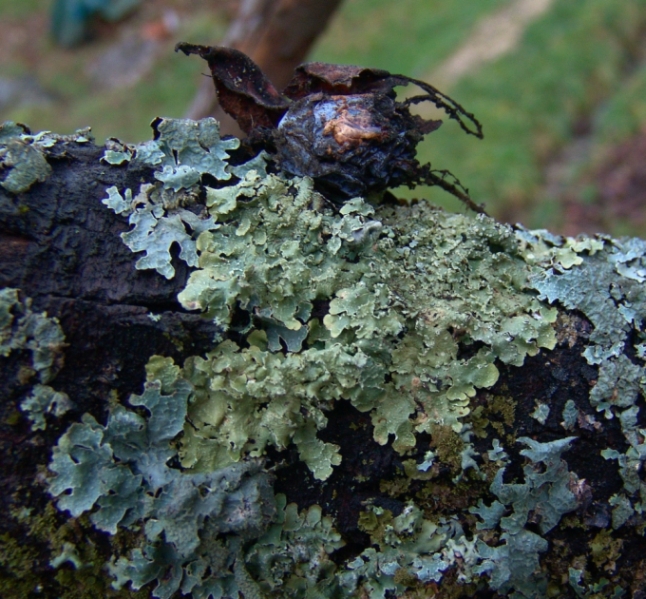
left=314, top=0, right=646, bottom=234
left=393, top=0, right=646, bottom=227
left=0, top=0, right=44, bottom=19
left=311, top=0, right=511, bottom=76
left=1, top=2, right=227, bottom=143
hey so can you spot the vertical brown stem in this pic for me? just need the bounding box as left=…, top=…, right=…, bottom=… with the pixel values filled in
left=185, top=0, right=344, bottom=135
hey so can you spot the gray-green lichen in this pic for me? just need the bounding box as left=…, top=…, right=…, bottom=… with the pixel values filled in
left=101, top=117, right=242, bottom=279
left=0, top=121, right=93, bottom=193
left=471, top=436, right=579, bottom=597
left=49, top=356, right=276, bottom=599
left=23, top=116, right=645, bottom=597
left=0, top=287, right=66, bottom=383
left=522, top=230, right=646, bottom=532
left=20, top=383, right=72, bottom=431
left=0, top=287, right=70, bottom=430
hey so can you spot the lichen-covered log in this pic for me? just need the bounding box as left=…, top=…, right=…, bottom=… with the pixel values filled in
left=1, top=119, right=645, bottom=599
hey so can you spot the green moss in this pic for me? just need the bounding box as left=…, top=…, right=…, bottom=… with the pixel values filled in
left=589, top=530, right=623, bottom=573
left=1, top=503, right=147, bottom=599
left=429, top=424, right=464, bottom=474
left=0, top=532, right=39, bottom=578
left=358, top=506, right=395, bottom=544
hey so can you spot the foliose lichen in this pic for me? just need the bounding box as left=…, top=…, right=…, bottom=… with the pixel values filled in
left=522, top=230, right=646, bottom=529
left=0, top=287, right=66, bottom=383
left=49, top=356, right=276, bottom=599
left=517, top=228, right=646, bottom=594
left=27, top=116, right=646, bottom=597
left=0, top=287, right=71, bottom=430
left=0, top=121, right=93, bottom=194
left=171, top=155, right=558, bottom=470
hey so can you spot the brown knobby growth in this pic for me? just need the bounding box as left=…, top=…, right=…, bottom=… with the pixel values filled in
left=176, top=42, right=486, bottom=212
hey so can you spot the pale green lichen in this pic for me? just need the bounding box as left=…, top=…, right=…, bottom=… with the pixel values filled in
left=20, top=383, right=72, bottom=431
left=0, top=121, right=52, bottom=193
left=146, top=117, right=239, bottom=190
left=0, top=288, right=65, bottom=382
left=0, top=121, right=94, bottom=193
left=102, top=183, right=218, bottom=279
left=342, top=435, right=581, bottom=599
left=102, top=138, right=134, bottom=166
left=530, top=401, right=550, bottom=425
left=523, top=231, right=646, bottom=530
left=101, top=118, right=243, bottom=279
left=561, top=399, right=578, bottom=430
left=245, top=494, right=344, bottom=598
left=1, top=287, right=69, bottom=430
left=49, top=356, right=276, bottom=599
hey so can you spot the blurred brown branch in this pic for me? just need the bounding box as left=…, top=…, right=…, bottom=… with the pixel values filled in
left=184, top=0, right=344, bottom=136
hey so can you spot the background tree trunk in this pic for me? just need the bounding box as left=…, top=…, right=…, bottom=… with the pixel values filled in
left=184, top=0, right=344, bottom=136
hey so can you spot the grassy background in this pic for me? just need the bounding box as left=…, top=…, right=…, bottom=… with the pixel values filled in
left=1, top=0, right=646, bottom=235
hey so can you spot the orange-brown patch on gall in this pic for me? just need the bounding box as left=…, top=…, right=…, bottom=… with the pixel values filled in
left=322, top=97, right=386, bottom=151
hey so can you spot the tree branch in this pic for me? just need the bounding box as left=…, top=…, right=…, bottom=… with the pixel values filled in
left=1, top=120, right=645, bottom=598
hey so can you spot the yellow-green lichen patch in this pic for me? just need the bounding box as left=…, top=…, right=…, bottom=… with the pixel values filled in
left=178, top=173, right=374, bottom=333
left=367, top=204, right=556, bottom=435
left=178, top=339, right=383, bottom=480
left=99, top=119, right=561, bottom=481
left=177, top=166, right=559, bottom=472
